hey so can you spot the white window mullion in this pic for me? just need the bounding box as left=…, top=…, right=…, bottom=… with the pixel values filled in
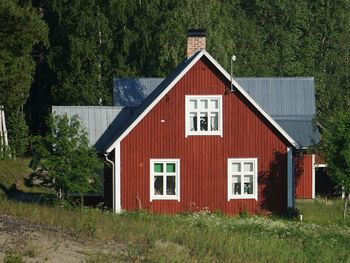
left=197, top=111, right=201, bottom=131
left=163, top=173, right=166, bottom=197
left=208, top=110, right=211, bottom=131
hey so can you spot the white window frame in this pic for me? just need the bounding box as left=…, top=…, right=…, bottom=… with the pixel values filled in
left=227, top=158, right=258, bottom=201
left=185, top=95, right=223, bottom=137
left=150, top=159, right=180, bottom=201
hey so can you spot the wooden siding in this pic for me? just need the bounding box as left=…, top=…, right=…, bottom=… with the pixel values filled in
left=120, top=57, right=290, bottom=215
left=294, top=153, right=313, bottom=199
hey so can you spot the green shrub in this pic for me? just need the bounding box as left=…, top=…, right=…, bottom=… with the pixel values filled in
left=7, top=111, right=29, bottom=158
left=4, top=252, right=24, bottom=263
left=238, top=210, right=250, bottom=218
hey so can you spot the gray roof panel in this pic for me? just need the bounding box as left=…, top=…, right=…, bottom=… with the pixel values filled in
left=235, top=77, right=316, bottom=116
left=276, top=118, right=320, bottom=147
left=113, top=78, right=164, bottom=106
left=52, top=106, right=133, bottom=152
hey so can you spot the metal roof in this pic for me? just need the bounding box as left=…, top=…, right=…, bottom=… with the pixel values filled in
left=112, top=76, right=319, bottom=147
left=275, top=118, right=320, bottom=147
left=235, top=77, right=316, bottom=116
left=113, top=78, right=164, bottom=107
left=52, top=106, right=132, bottom=152
left=56, top=55, right=319, bottom=151
left=113, top=77, right=316, bottom=117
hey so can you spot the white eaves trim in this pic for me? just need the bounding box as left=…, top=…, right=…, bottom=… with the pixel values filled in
left=202, top=51, right=299, bottom=148
left=106, top=50, right=299, bottom=153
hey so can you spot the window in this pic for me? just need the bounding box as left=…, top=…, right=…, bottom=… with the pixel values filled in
left=185, top=95, right=222, bottom=136
left=150, top=159, right=180, bottom=201
left=227, top=158, right=258, bottom=200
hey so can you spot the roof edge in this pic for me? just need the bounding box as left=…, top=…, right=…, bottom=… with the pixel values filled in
left=106, top=50, right=300, bottom=153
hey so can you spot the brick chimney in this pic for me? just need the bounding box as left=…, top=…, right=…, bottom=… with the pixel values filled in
left=187, top=29, right=206, bottom=57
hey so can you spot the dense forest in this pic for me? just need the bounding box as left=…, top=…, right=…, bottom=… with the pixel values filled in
left=0, top=0, right=349, bottom=156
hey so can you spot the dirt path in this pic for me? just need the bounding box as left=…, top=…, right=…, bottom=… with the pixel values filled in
left=0, top=215, right=125, bottom=263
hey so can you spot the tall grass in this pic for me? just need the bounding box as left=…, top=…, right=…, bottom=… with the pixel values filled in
left=297, top=198, right=350, bottom=226
left=0, top=159, right=31, bottom=188
left=1, top=198, right=350, bottom=262
left=0, top=158, right=52, bottom=195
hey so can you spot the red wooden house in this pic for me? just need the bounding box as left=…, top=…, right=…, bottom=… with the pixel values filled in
left=53, top=30, right=322, bottom=215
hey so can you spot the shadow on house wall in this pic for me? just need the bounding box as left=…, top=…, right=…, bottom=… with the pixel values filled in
left=259, top=151, right=289, bottom=215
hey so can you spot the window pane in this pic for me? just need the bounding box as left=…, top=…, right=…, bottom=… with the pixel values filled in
left=166, top=163, right=175, bottom=173
left=232, top=163, right=241, bottom=172
left=244, top=175, right=253, bottom=194
left=244, top=162, right=253, bottom=172
left=232, top=175, right=241, bottom=195
left=166, top=176, right=176, bottom=195
left=200, top=112, right=208, bottom=131
left=189, top=100, right=197, bottom=110
left=154, top=163, right=163, bottom=173
left=210, top=99, right=218, bottom=109
left=199, top=99, right=208, bottom=109
left=154, top=176, right=163, bottom=195
left=190, top=112, right=197, bottom=131
left=210, top=112, right=218, bottom=131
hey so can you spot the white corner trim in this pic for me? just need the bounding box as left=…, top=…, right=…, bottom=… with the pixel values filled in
left=115, top=142, right=121, bottom=213
left=312, top=154, right=315, bottom=199
left=287, top=147, right=293, bottom=208
left=106, top=49, right=299, bottom=153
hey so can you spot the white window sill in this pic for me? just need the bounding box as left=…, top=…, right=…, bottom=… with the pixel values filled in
left=229, top=195, right=257, bottom=201
left=151, top=196, right=180, bottom=201
left=186, top=132, right=222, bottom=137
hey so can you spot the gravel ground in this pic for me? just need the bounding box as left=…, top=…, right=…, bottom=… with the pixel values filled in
left=0, top=215, right=124, bottom=263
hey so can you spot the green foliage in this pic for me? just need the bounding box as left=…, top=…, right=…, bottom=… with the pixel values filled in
left=4, top=252, right=24, bottom=263
left=45, top=0, right=113, bottom=106
left=0, top=0, right=48, bottom=112
left=320, top=111, right=350, bottom=219
left=33, top=114, right=102, bottom=200
left=321, top=111, right=350, bottom=195
left=7, top=111, right=29, bottom=157
left=238, top=210, right=250, bottom=218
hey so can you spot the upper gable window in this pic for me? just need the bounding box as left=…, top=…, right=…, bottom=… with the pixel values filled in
left=185, top=95, right=222, bottom=136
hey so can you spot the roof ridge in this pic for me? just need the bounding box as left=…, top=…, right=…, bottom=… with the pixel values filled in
left=234, top=77, right=314, bottom=80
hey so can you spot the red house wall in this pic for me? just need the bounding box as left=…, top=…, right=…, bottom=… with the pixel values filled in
left=294, top=153, right=313, bottom=199
left=120, top=57, right=290, bottom=215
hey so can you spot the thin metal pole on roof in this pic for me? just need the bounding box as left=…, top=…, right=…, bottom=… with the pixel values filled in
left=231, top=55, right=236, bottom=91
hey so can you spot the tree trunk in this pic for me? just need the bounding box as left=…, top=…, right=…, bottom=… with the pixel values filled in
left=344, top=195, right=349, bottom=220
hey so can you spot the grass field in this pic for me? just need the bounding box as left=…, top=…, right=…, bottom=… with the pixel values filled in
left=1, top=158, right=350, bottom=262
left=297, top=198, right=350, bottom=226
left=0, top=198, right=350, bottom=262
left=0, top=158, right=51, bottom=196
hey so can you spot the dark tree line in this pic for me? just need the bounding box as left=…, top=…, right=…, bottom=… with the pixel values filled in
left=1, top=0, right=349, bottom=153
